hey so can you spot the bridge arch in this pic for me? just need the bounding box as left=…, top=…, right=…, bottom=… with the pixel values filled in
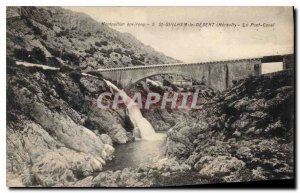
left=124, top=72, right=205, bottom=91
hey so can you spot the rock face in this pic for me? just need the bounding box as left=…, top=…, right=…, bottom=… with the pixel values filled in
left=130, top=78, right=216, bottom=132
left=166, top=71, right=294, bottom=182
left=6, top=6, right=179, bottom=71
left=6, top=6, right=182, bottom=187
left=6, top=65, right=134, bottom=186
left=196, top=156, right=245, bottom=177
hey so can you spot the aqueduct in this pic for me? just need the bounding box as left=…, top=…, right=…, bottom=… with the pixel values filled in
left=95, top=54, right=294, bottom=91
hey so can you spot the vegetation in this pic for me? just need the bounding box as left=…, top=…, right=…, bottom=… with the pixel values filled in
left=61, top=51, right=80, bottom=65
left=95, top=40, right=109, bottom=47
left=14, top=47, right=46, bottom=63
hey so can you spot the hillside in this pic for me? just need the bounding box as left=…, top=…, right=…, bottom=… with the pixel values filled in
left=6, top=6, right=179, bottom=70
left=166, top=70, right=294, bottom=181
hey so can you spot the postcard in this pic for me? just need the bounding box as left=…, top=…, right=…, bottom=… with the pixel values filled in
left=6, top=6, right=295, bottom=188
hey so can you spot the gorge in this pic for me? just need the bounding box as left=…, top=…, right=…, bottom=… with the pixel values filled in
left=6, top=6, right=294, bottom=187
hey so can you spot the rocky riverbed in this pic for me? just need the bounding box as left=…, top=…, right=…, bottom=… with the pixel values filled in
left=7, top=61, right=294, bottom=187
left=87, top=70, right=294, bottom=187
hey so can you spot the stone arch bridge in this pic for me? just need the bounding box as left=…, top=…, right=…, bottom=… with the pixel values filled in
left=94, top=54, right=293, bottom=91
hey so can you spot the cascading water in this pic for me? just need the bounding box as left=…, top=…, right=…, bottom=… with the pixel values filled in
left=104, top=79, right=164, bottom=141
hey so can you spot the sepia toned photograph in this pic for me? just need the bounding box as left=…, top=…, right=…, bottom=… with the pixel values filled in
left=6, top=6, right=294, bottom=187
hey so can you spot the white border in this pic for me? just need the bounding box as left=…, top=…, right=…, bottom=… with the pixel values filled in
left=1, top=0, right=298, bottom=192
left=2, top=0, right=298, bottom=6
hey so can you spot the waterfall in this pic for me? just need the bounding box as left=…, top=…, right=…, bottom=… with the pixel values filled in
left=103, top=79, right=163, bottom=141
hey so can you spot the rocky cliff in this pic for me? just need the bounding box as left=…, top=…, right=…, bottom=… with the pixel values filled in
left=166, top=70, right=294, bottom=182
left=6, top=63, right=138, bottom=186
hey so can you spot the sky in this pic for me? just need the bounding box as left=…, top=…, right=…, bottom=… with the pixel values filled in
left=65, top=7, right=294, bottom=63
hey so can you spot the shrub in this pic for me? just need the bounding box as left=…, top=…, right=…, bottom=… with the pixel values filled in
left=61, top=52, right=80, bottom=65
left=94, top=42, right=101, bottom=47
left=131, top=59, right=144, bottom=66
left=69, top=71, right=82, bottom=82
left=32, top=25, right=42, bottom=36
left=42, top=34, right=47, bottom=40
left=100, top=48, right=113, bottom=57
left=85, top=47, right=97, bottom=55
left=56, top=29, right=69, bottom=37
left=101, top=40, right=108, bottom=46
left=13, top=47, right=46, bottom=63
left=84, top=32, right=92, bottom=37
left=95, top=40, right=108, bottom=47
left=139, top=54, right=146, bottom=62
left=31, top=47, right=46, bottom=63
left=47, top=46, right=60, bottom=57
left=97, top=59, right=104, bottom=65
left=59, top=65, right=74, bottom=73
left=124, top=50, right=134, bottom=56
left=14, top=48, right=31, bottom=61
left=113, top=48, right=123, bottom=55
left=44, top=22, right=53, bottom=29
left=47, top=57, right=63, bottom=67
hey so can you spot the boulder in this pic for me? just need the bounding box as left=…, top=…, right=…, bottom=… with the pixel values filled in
left=100, top=134, right=113, bottom=146
left=112, top=129, right=128, bottom=144
left=197, top=156, right=245, bottom=177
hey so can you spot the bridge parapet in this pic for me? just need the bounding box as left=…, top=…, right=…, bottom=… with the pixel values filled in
left=96, top=57, right=262, bottom=72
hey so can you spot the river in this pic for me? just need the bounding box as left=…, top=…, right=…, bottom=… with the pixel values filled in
left=103, top=79, right=167, bottom=171
left=103, top=132, right=167, bottom=171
